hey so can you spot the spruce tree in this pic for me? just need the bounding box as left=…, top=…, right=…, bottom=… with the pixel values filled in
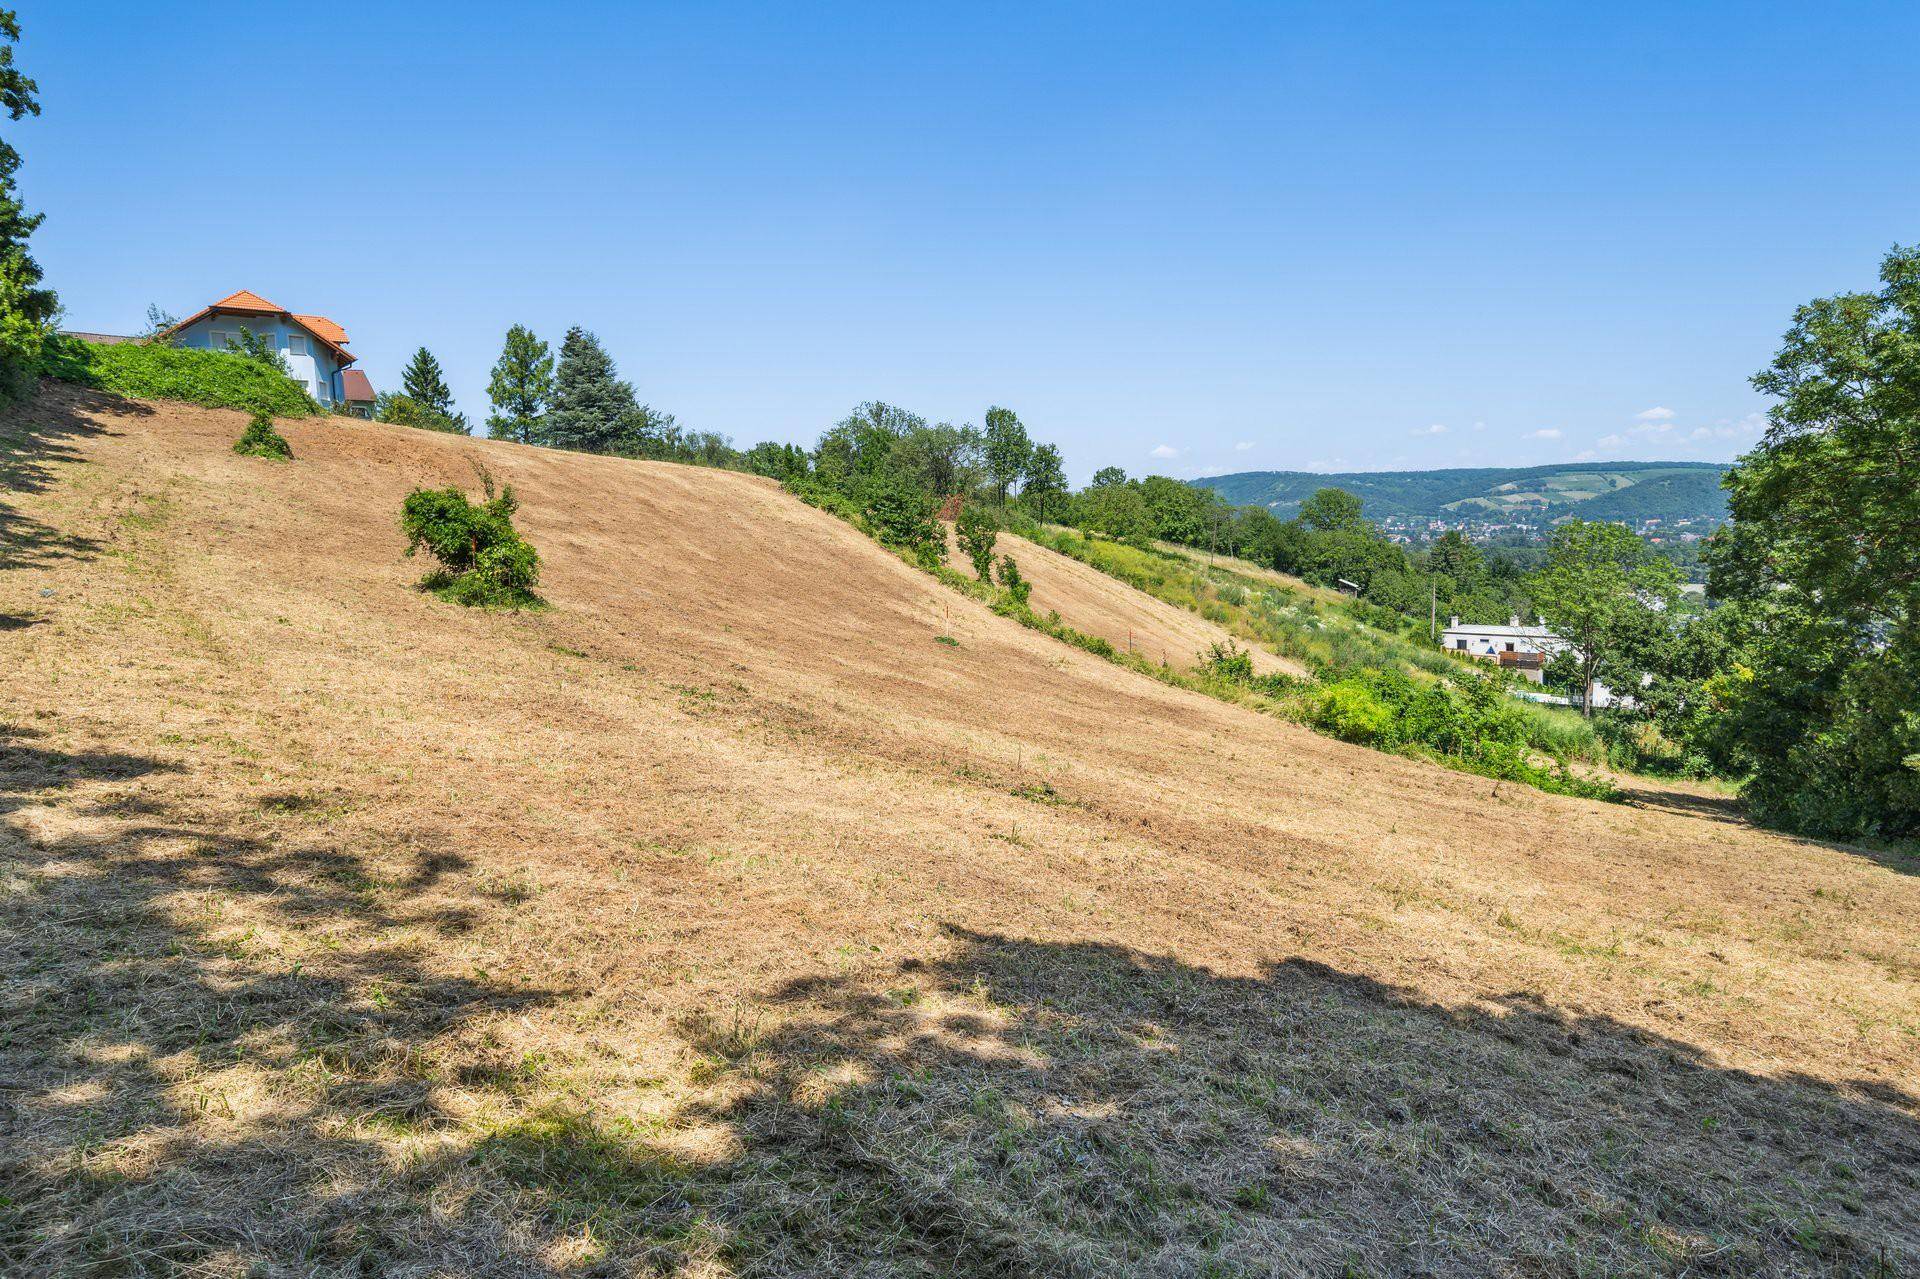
left=401, top=347, right=454, bottom=416
left=543, top=326, right=637, bottom=453
left=0, top=10, right=56, bottom=405
left=485, top=324, right=553, bottom=444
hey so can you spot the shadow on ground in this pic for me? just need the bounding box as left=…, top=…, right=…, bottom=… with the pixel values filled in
left=665, top=928, right=1920, bottom=1277
left=0, top=724, right=562, bottom=1275
left=0, top=381, right=145, bottom=572
left=4, top=715, right=1915, bottom=1276
left=1619, top=781, right=1920, bottom=878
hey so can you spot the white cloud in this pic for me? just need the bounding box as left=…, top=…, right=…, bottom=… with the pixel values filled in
left=1413, top=423, right=1448, bottom=436
left=1573, top=449, right=1598, bottom=461
left=1635, top=406, right=1676, bottom=422
left=1150, top=444, right=1179, bottom=459
left=1528, top=427, right=1563, bottom=440
left=1233, top=440, right=1255, bottom=451
left=1471, top=421, right=1488, bottom=432
left=1597, top=433, right=1626, bottom=448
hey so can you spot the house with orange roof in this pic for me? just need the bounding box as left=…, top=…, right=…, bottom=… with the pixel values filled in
left=158, top=290, right=366, bottom=408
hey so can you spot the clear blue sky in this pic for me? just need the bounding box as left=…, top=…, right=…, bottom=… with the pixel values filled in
left=22, top=2, right=1920, bottom=482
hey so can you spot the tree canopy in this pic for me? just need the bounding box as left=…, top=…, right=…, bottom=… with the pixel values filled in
left=485, top=325, right=553, bottom=444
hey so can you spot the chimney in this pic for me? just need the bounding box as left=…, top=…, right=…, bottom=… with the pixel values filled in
left=1449, top=615, right=1460, bottom=629
left=1509, top=614, right=1520, bottom=628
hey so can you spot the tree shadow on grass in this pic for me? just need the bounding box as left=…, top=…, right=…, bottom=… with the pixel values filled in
left=0, top=724, right=573, bottom=1276
left=1618, top=780, right=1920, bottom=878
left=672, top=927, right=1919, bottom=1278
left=0, top=381, right=145, bottom=573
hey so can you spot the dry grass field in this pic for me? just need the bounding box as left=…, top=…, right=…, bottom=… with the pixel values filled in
left=3, top=385, right=1918, bottom=1277
left=946, top=526, right=1307, bottom=679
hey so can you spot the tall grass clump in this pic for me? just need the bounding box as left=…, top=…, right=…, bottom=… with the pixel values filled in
left=45, top=338, right=321, bottom=417
left=400, top=466, right=543, bottom=608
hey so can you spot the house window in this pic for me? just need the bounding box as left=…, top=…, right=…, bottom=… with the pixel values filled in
left=1455, top=639, right=1467, bottom=650
left=289, top=335, right=307, bottom=356
left=1505, top=642, right=1515, bottom=652
left=209, top=329, right=234, bottom=350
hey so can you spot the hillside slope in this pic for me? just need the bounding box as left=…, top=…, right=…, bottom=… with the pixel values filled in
left=948, top=526, right=1308, bottom=679
left=3, top=386, right=1916, bottom=1276
left=1197, top=460, right=1729, bottom=524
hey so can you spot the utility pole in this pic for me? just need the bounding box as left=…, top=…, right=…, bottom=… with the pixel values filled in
left=1429, top=579, right=1437, bottom=640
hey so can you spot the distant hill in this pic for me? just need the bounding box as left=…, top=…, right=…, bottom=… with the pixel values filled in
left=1194, top=461, right=1728, bottom=526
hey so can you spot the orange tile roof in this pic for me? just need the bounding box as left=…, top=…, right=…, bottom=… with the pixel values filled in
left=340, top=368, right=375, bottom=402
left=210, top=289, right=285, bottom=313
left=293, top=314, right=348, bottom=345
left=158, top=291, right=358, bottom=368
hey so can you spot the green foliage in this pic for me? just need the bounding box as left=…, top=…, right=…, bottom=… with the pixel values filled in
left=219, top=325, right=289, bottom=373
left=49, top=340, right=321, bottom=417
left=983, top=406, right=1032, bottom=501
left=1695, top=245, right=1920, bottom=835
left=485, top=324, right=553, bottom=444
left=1021, top=442, right=1068, bottom=521
left=1310, top=669, right=1616, bottom=800
left=996, top=554, right=1030, bottom=606
left=1298, top=487, right=1365, bottom=533
left=955, top=502, right=998, bottom=578
left=542, top=326, right=637, bottom=452
left=862, top=463, right=942, bottom=560
left=232, top=410, right=291, bottom=460
left=1200, top=639, right=1256, bottom=684
left=0, top=9, right=56, bottom=405
left=399, top=468, right=543, bottom=608
left=1527, top=519, right=1678, bottom=715
left=401, top=347, right=459, bottom=419
left=376, top=391, right=468, bottom=434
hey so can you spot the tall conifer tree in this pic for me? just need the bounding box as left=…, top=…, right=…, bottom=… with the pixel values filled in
left=543, top=327, right=636, bottom=452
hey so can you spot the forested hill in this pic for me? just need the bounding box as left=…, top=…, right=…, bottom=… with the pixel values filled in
left=1194, top=461, right=1729, bottom=525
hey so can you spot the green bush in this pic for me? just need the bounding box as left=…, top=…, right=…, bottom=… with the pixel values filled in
left=399, top=468, right=543, bottom=608
left=1309, top=681, right=1395, bottom=744
left=46, top=339, right=320, bottom=417
left=232, top=411, right=292, bottom=460
left=955, top=502, right=998, bottom=579
left=996, top=554, right=1031, bottom=606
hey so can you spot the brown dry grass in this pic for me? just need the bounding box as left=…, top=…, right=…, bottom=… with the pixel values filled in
left=950, top=525, right=1307, bottom=678
left=3, top=384, right=1917, bottom=1277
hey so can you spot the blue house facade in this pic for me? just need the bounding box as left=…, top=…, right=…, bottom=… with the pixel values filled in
left=161, top=290, right=360, bottom=407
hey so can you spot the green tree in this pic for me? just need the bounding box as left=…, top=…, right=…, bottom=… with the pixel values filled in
left=220, top=325, right=289, bottom=373
left=400, top=347, right=461, bottom=423
left=983, top=406, right=1032, bottom=502
left=1427, top=531, right=1485, bottom=587
left=895, top=421, right=984, bottom=497
left=1021, top=442, right=1068, bottom=522
left=863, top=460, right=942, bottom=562
left=1528, top=520, right=1677, bottom=716
left=955, top=502, right=998, bottom=579
left=375, top=391, right=466, bottom=433
left=0, top=8, right=54, bottom=404
left=1088, top=465, right=1128, bottom=489
left=1298, top=487, right=1365, bottom=533
left=543, top=327, right=637, bottom=453
left=1703, top=244, right=1920, bottom=834
left=813, top=401, right=922, bottom=494
left=485, top=324, right=553, bottom=444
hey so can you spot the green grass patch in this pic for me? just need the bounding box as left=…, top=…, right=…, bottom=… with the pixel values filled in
left=43, top=338, right=322, bottom=417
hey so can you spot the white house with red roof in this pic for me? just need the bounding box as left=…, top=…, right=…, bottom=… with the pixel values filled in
left=159, top=290, right=364, bottom=408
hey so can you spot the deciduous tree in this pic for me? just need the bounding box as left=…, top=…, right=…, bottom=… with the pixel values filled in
left=485, top=324, right=553, bottom=444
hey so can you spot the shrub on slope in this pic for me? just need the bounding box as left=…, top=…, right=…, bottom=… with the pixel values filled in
left=232, top=411, right=292, bottom=460
left=43, top=338, right=321, bottom=417
left=400, top=468, right=543, bottom=608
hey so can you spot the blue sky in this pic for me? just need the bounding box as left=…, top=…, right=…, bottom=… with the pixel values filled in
left=21, top=2, right=1920, bottom=482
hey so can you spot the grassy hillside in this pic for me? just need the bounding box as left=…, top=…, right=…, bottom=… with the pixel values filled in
left=1197, top=461, right=1729, bottom=524
left=4, top=385, right=1917, bottom=1276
